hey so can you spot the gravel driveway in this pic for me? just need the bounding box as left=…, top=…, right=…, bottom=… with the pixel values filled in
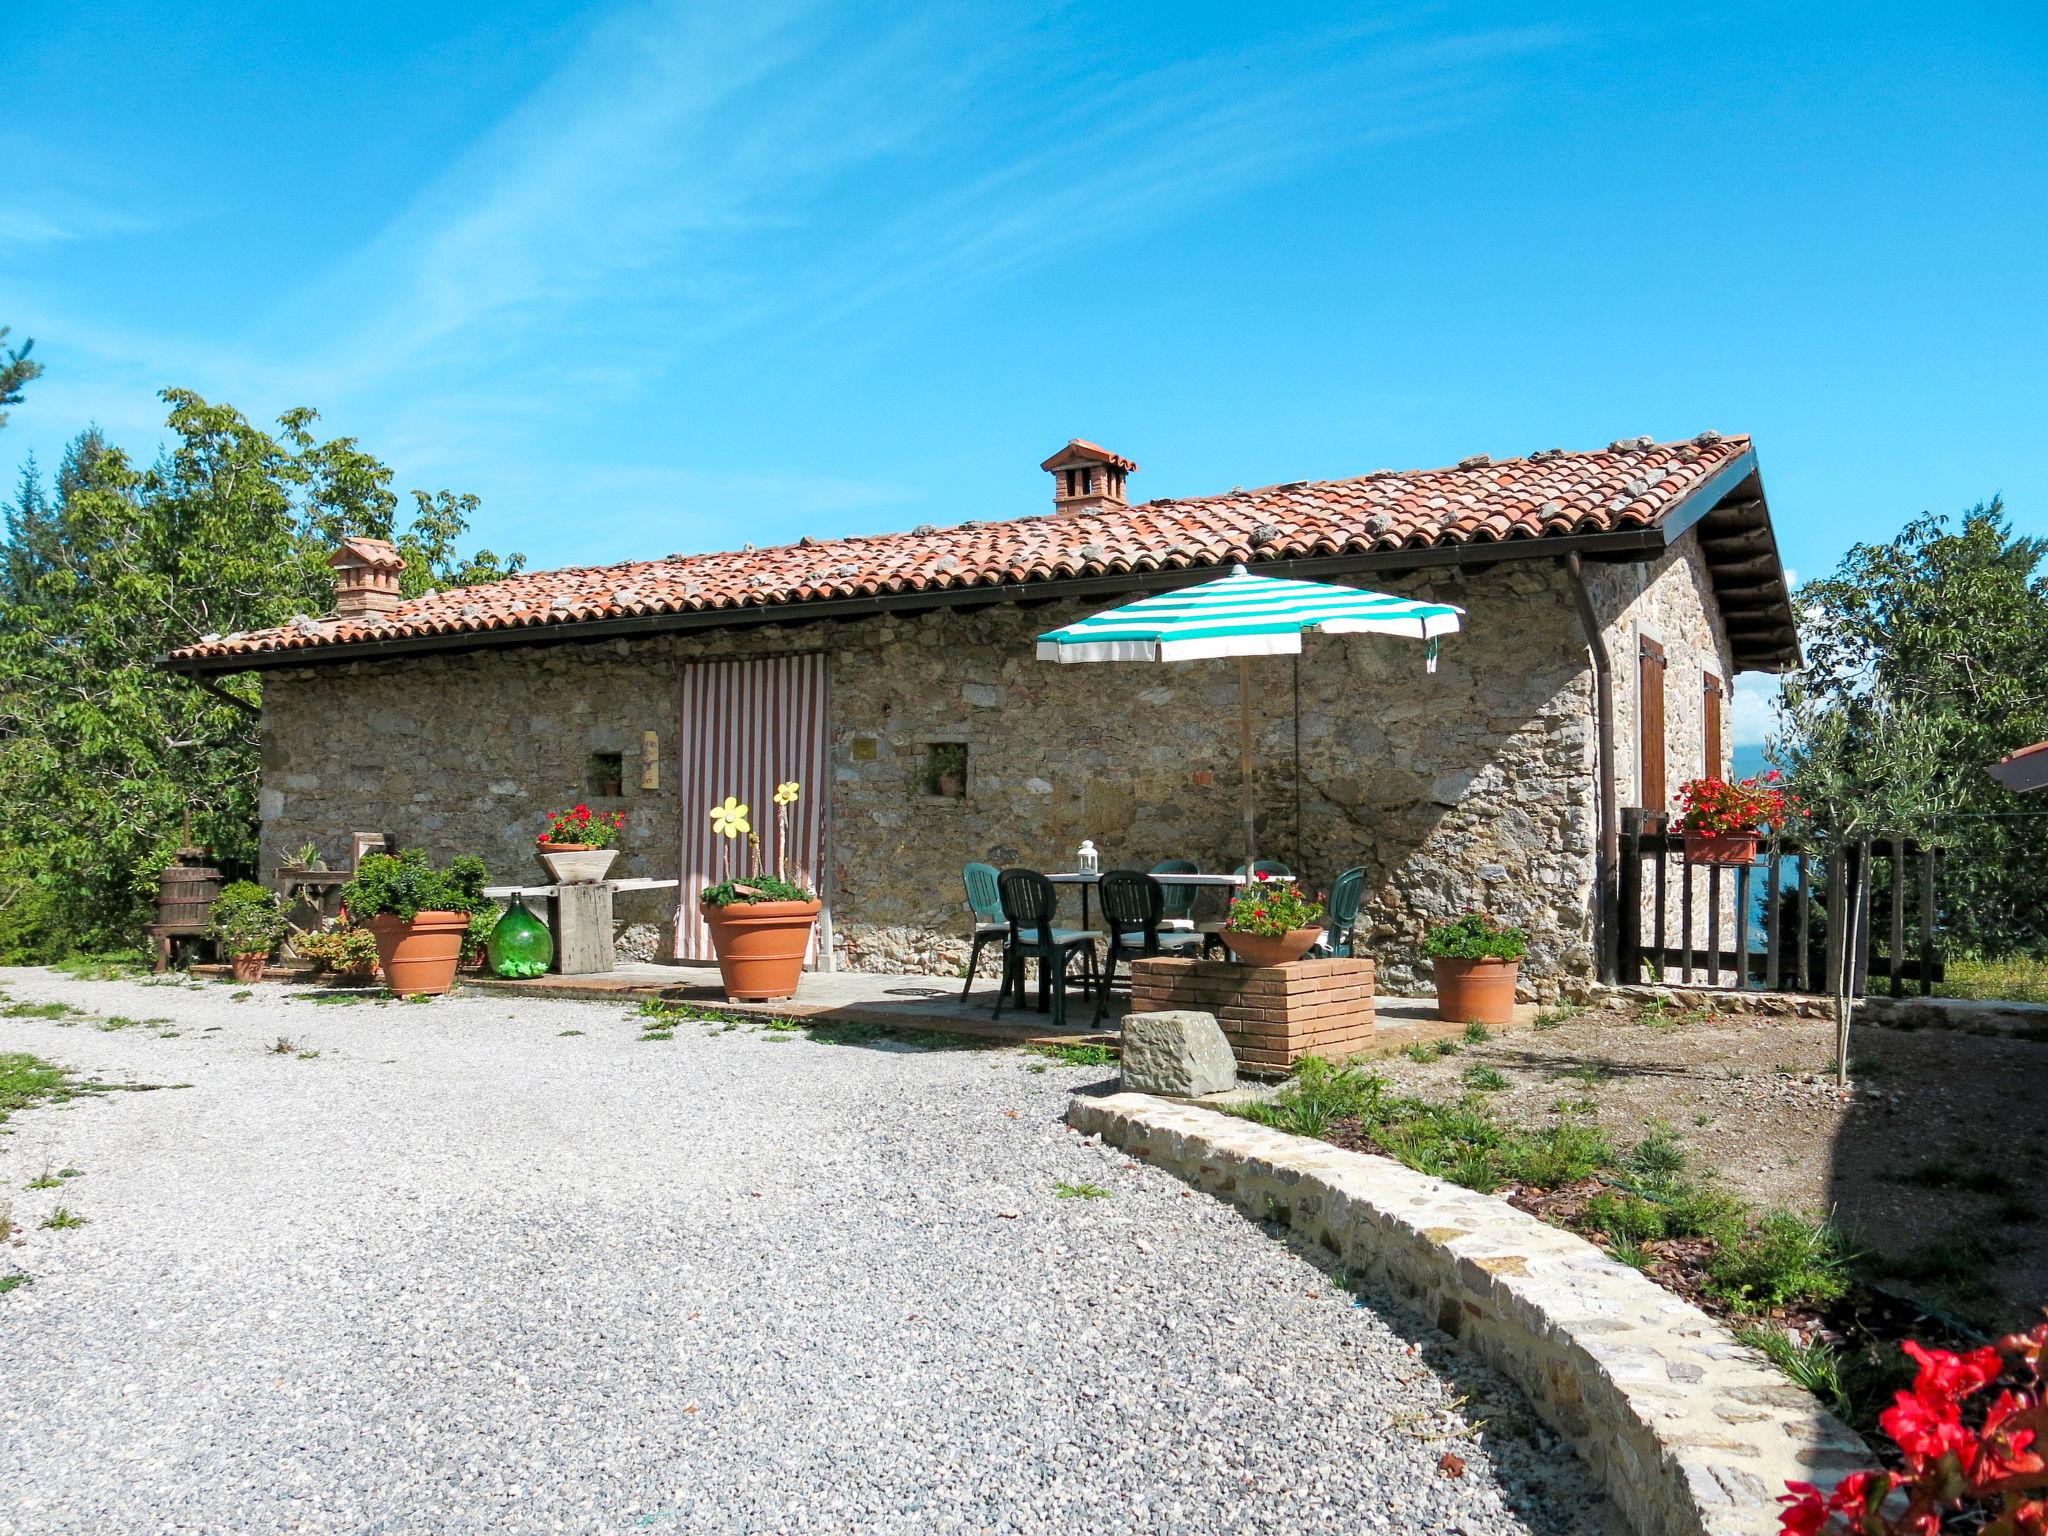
left=0, top=969, right=1607, bottom=1536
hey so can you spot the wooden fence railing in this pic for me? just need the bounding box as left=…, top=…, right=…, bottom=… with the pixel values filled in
left=1616, top=821, right=1942, bottom=996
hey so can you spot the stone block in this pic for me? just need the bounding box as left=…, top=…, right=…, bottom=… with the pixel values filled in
left=1120, top=1010, right=1237, bottom=1097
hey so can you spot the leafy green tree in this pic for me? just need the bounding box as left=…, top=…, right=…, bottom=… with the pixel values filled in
left=0, top=389, right=523, bottom=957
left=1772, top=501, right=2048, bottom=953
left=0, top=327, right=42, bottom=430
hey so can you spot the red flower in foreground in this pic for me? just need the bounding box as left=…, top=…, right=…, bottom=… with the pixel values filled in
left=1906, top=1341, right=2004, bottom=1403
left=1782, top=1326, right=2048, bottom=1534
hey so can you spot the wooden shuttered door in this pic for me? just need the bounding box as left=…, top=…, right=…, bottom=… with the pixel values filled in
left=1637, top=635, right=1667, bottom=813
left=1703, top=672, right=1725, bottom=776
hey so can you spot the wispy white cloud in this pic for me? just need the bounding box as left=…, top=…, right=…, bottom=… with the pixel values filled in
left=276, top=3, right=1560, bottom=398
left=4, top=2, right=1568, bottom=560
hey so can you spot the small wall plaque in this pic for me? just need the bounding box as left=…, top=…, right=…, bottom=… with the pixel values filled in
left=641, top=731, right=661, bottom=790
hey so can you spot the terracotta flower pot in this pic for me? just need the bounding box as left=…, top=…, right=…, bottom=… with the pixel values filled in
left=1221, top=926, right=1322, bottom=968
left=230, top=952, right=267, bottom=983
left=1433, top=957, right=1521, bottom=1026
left=540, top=846, right=618, bottom=885
left=701, top=898, right=821, bottom=1002
left=365, top=910, right=470, bottom=996
left=1683, top=832, right=1759, bottom=866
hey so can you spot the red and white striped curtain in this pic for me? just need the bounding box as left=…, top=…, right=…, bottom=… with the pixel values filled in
left=674, top=654, right=829, bottom=962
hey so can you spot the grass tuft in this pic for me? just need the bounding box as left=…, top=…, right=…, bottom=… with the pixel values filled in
left=49, top=951, right=148, bottom=982
left=1703, top=1210, right=1853, bottom=1315
left=1054, top=1181, right=1110, bottom=1200
left=40, top=1205, right=86, bottom=1230
left=1462, top=1020, right=1491, bottom=1043
left=3, top=1001, right=79, bottom=1020
left=1460, top=1065, right=1509, bottom=1092
left=1736, top=1324, right=1848, bottom=1416
left=1024, top=1042, right=1115, bottom=1067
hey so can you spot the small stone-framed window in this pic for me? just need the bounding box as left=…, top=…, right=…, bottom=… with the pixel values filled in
left=924, top=741, right=968, bottom=801
left=586, top=751, right=625, bottom=799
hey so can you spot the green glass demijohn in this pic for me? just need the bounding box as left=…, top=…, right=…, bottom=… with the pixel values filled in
left=486, top=895, right=553, bottom=979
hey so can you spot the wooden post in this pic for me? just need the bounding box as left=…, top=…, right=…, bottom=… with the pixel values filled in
left=1919, top=847, right=1938, bottom=998
left=1237, top=656, right=1258, bottom=867
left=1835, top=845, right=1866, bottom=1088
left=551, top=883, right=616, bottom=976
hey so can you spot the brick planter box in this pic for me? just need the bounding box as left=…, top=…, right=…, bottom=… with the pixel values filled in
left=1128, top=956, right=1375, bottom=1072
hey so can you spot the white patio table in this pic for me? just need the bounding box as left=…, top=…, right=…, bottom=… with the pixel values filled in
left=1048, top=869, right=1290, bottom=936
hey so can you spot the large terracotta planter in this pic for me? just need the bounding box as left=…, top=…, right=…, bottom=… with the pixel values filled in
left=365, top=910, right=470, bottom=996
left=701, top=898, right=821, bottom=1002
left=230, top=952, right=267, bottom=983
left=1683, top=832, right=1759, bottom=867
left=1433, top=957, right=1521, bottom=1027
left=1220, top=926, right=1322, bottom=968
left=540, top=846, right=618, bottom=885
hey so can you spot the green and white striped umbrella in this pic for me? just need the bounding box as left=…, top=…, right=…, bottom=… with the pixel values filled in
left=1035, top=563, right=1462, bottom=667
left=1036, top=564, right=1463, bottom=863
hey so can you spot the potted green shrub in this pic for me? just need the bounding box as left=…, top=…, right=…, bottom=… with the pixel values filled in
left=294, top=921, right=381, bottom=985
left=1220, top=874, right=1327, bottom=967
left=700, top=783, right=820, bottom=1001
left=1423, top=911, right=1527, bottom=1026
left=207, top=881, right=290, bottom=982
left=340, top=850, right=489, bottom=996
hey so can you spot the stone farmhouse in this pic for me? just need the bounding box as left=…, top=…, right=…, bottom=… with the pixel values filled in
left=162, top=434, right=1798, bottom=998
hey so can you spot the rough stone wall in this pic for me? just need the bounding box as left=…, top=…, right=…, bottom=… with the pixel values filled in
left=1589, top=532, right=1736, bottom=808
left=1586, top=533, right=1740, bottom=975
left=257, top=560, right=1606, bottom=998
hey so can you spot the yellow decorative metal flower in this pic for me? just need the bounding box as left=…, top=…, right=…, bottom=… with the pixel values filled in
left=773, top=781, right=801, bottom=806
left=708, top=797, right=750, bottom=838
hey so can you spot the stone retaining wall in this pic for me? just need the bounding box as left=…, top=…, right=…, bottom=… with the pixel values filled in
left=1066, top=1093, right=1871, bottom=1536
left=1129, top=955, right=1376, bottom=1070
left=1600, top=984, right=1836, bottom=1020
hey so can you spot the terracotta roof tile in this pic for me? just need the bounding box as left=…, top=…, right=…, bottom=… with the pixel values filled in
left=167, top=434, right=1754, bottom=666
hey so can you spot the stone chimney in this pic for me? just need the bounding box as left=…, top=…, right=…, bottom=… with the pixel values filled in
left=1041, top=439, right=1137, bottom=516
left=329, top=536, right=406, bottom=620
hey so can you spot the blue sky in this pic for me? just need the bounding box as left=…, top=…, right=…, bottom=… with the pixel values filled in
left=5, top=1, right=2044, bottom=742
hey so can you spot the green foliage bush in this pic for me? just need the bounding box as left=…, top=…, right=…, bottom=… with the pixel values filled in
left=293, top=922, right=380, bottom=979
left=341, top=850, right=488, bottom=921
left=206, top=881, right=288, bottom=955
left=1776, top=501, right=2048, bottom=954
left=699, top=874, right=815, bottom=906
left=1421, top=912, right=1528, bottom=962
left=0, top=394, right=521, bottom=959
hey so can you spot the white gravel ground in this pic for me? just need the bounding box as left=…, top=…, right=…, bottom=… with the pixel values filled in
left=0, top=968, right=1610, bottom=1536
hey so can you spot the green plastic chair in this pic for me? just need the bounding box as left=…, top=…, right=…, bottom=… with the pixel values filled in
left=961, top=862, right=1005, bottom=998
left=992, top=868, right=1102, bottom=1028
left=1095, top=870, right=1204, bottom=1024
left=1312, top=866, right=1367, bottom=958
left=1151, top=859, right=1200, bottom=928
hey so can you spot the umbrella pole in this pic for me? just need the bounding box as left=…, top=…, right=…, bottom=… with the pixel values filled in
left=1238, top=657, right=1257, bottom=866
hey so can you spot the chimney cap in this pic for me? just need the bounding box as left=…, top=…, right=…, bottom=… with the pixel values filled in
left=329, top=536, right=406, bottom=572
left=1039, top=438, right=1138, bottom=475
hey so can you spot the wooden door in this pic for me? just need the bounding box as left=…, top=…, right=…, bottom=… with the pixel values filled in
left=1638, top=636, right=1667, bottom=815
